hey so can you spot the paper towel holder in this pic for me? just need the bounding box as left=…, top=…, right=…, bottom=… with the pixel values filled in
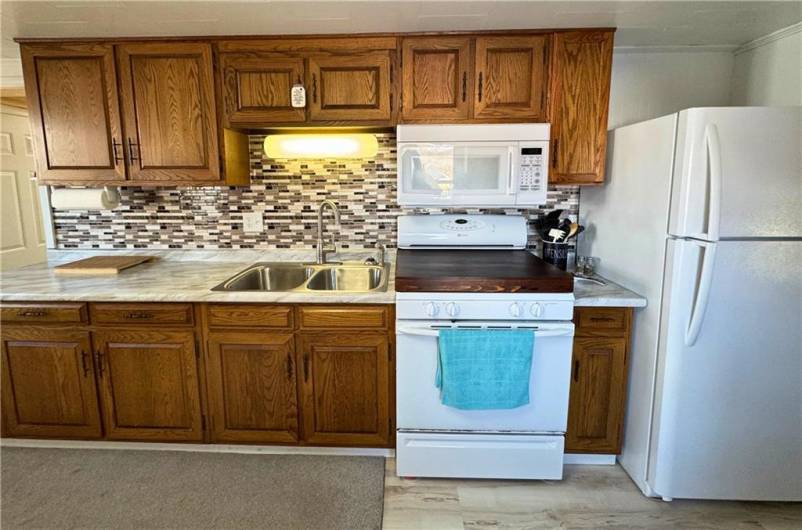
left=50, top=185, right=122, bottom=210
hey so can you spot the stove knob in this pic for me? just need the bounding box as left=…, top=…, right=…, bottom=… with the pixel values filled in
left=445, top=302, right=460, bottom=318
left=424, top=302, right=439, bottom=318
left=530, top=303, right=544, bottom=318
left=509, top=302, right=522, bottom=318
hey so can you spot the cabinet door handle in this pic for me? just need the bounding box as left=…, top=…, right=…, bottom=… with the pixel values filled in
left=127, top=138, right=139, bottom=162
left=477, top=72, right=483, bottom=102
left=573, top=359, right=580, bottom=382
left=311, top=74, right=317, bottom=104
left=112, top=139, right=124, bottom=164
left=303, top=353, right=310, bottom=382
left=286, top=353, right=293, bottom=380
left=18, top=310, right=46, bottom=317
left=124, top=311, right=152, bottom=319
left=95, top=351, right=105, bottom=378
left=590, top=316, right=616, bottom=323
left=552, top=138, right=559, bottom=168
left=80, top=351, right=90, bottom=377
left=461, top=72, right=467, bottom=102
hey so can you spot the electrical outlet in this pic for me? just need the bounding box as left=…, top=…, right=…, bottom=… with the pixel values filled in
left=242, top=212, right=264, bottom=233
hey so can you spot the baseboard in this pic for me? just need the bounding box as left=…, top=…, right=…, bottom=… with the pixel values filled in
left=564, top=453, right=617, bottom=465
left=1, top=438, right=395, bottom=458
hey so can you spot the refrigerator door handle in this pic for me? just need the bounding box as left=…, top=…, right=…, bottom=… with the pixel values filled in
left=701, top=124, right=722, bottom=241
left=685, top=241, right=717, bottom=346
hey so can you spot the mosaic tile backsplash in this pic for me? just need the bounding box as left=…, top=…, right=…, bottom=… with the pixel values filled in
left=53, top=133, right=579, bottom=251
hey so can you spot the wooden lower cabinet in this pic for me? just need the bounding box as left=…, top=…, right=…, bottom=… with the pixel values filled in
left=565, top=307, right=632, bottom=454
left=93, top=328, right=203, bottom=442
left=297, top=332, right=391, bottom=446
left=206, top=330, right=299, bottom=443
left=1, top=327, right=102, bottom=439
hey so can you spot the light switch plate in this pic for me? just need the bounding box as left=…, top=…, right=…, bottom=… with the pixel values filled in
left=242, top=212, right=264, bottom=233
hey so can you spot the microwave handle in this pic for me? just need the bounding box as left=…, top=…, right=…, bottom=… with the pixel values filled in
left=507, top=147, right=515, bottom=193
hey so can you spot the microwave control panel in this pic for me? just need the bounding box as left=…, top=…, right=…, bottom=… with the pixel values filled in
left=517, top=142, right=549, bottom=205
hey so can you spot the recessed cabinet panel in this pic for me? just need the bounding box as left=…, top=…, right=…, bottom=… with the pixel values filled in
left=307, top=53, right=391, bottom=122
left=221, top=54, right=306, bottom=125
left=0, top=327, right=101, bottom=438
left=21, top=44, right=125, bottom=181
left=401, top=37, right=471, bottom=121
left=94, top=328, right=203, bottom=442
left=474, top=36, right=549, bottom=120
left=117, top=43, right=220, bottom=182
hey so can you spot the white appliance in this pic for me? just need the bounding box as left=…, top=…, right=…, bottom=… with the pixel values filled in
left=397, top=214, right=528, bottom=249
left=396, top=124, right=550, bottom=207
left=395, top=214, right=575, bottom=480
left=581, top=107, right=802, bottom=501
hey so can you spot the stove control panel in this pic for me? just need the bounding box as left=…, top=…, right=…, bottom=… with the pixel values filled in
left=397, top=294, right=574, bottom=321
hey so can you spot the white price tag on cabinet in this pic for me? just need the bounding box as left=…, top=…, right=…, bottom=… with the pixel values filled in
left=291, top=83, right=306, bottom=108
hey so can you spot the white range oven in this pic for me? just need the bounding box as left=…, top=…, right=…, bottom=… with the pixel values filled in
left=394, top=215, right=575, bottom=480
left=396, top=124, right=550, bottom=207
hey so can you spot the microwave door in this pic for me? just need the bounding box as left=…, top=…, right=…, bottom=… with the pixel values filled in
left=398, top=142, right=516, bottom=206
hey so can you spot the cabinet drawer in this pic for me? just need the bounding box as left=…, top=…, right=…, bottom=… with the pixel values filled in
left=207, top=304, right=293, bottom=329
left=90, top=303, right=194, bottom=326
left=575, top=308, right=629, bottom=334
left=298, top=305, right=390, bottom=329
left=1, top=303, right=87, bottom=324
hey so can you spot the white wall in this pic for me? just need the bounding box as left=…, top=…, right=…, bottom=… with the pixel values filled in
left=608, top=48, right=735, bottom=129
left=730, top=24, right=802, bottom=106
left=0, top=58, right=23, bottom=88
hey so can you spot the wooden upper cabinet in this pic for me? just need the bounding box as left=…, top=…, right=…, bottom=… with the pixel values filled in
left=116, top=42, right=220, bottom=183
left=307, top=52, right=392, bottom=122
left=297, top=332, right=390, bottom=446
left=1, top=327, right=101, bottom=439
left=93, top=328, right=203, bottom=442
left=474, top=35, right=549, bottom=120
left=20, top=44, right=125, bottom=182
left=401, top=37, right=471, bottom=121
left=220, top=54, right=306, bottom=126
left=549, top=30, right=614, bottom=184
left=206, top=331, right=299, bottom=444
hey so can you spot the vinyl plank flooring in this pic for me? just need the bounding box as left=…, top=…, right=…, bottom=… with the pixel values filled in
left=382, top=459, right=802, bottom=530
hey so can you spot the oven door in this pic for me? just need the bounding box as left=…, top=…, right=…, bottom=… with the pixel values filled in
left=397, top=142, right=517, bottom=206
left=396, top=321, right=574, bottom=433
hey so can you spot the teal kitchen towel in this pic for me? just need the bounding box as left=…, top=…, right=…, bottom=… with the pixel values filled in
left=436, top=328, right=534, bottom=410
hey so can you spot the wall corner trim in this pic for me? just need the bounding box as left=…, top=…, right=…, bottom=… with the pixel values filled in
left=734, top=22, right=802, bottom=55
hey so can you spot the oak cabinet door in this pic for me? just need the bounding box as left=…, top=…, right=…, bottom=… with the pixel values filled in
left=1, top=327, right=101, bottom=438
left=20, top=44, right=125, bottom=182
left=549, top=31, right=614, bottom=184
left=93, top=329, right=203, bottom=442
left=206, top=331, right=299, bottom=444
left=307, top=52, right=392, bottom=122
left=473, top=35, right=549, bottom=120
left=297, top=332, right=390, bottom=446
left=401, top=37, right=471, bottom=121
left=220, top=54, right=306, bottom=126
left=565, top=337, right=627, bottom=453
left=117, top=43, right=220, bottom=183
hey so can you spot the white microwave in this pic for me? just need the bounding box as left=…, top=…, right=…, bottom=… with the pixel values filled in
left=396, top=124, right=550, bottom=207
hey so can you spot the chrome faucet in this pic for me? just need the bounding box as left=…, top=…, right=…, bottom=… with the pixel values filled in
left=316, top=200, right=341, bottom=264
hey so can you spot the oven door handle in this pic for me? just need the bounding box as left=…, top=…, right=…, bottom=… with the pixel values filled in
left=396, top=325, right=574, bottom=338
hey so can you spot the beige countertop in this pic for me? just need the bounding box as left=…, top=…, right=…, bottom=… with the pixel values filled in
left=1, top=250, right=645, bottom=308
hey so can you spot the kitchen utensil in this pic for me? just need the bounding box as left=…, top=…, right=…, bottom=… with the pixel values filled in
left=566, top=223, right=580, bottom=240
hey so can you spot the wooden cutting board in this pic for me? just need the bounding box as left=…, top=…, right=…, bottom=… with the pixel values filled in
left=54, top=256, right=154, bottom=275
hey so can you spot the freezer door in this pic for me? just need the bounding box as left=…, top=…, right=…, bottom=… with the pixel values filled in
left=649, top=238, right=802, bottom=500
left=669, top=107, right=802, bottom=240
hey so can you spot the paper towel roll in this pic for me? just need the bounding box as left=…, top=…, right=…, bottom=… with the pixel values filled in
left=51, top=187, right=120, bottom=210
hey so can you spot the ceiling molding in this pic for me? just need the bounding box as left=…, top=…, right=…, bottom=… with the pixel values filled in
left=735, top=22, right=802, bottom=55
left=614, top=45, right=738, bottom=55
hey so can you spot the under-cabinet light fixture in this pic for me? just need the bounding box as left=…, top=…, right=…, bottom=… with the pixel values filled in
left=264, top=134, right=378, bottom=159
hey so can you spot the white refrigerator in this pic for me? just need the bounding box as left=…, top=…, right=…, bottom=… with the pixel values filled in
left=580, top=107, right=801, bottom=501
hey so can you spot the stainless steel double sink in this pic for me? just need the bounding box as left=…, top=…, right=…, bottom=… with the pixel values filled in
left=211, top=262, right=387, bottom=293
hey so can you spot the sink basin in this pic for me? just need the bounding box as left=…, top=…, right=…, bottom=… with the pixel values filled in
left=211, top=262, right=387, bottom=293
left=212, top=264, right=315, bottom=292
left=306, top=266, right=384, bottom=292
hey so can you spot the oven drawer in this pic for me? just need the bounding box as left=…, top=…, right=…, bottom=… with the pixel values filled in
left=396, top=432, right=564, bottom=479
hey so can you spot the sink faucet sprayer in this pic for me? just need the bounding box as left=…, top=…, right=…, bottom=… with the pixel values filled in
left=316, top=200, right=341, bottom=264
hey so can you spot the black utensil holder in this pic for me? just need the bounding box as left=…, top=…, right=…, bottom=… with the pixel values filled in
left=542, top=242, right=569, bottom=270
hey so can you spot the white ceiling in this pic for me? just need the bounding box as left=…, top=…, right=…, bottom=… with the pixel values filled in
left=2, top=1, right=801, bottom=59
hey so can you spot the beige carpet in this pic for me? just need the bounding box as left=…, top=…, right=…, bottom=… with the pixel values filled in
left=1, top=447, right=384, bottom=530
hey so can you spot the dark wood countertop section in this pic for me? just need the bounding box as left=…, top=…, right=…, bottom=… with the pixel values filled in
left=395, top=250, right=574, bottom=293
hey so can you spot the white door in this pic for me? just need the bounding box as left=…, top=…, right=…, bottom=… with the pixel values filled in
left=1, top=105, right=46, bottom=270
left=650, top=238, right=802, bottom=500
left=669, top=107, right=802, bottom=240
